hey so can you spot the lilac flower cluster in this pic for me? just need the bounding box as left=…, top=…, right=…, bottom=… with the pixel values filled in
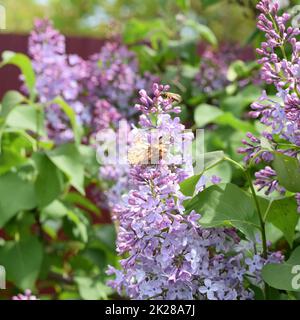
left=12, top=290, right=38, bottom=300
left=254, top=166, right=285, bottom=195
left=106, top=83, right=281, bottom=300
left=239, top=1, right=300, bottom=204
left=28, top=19, right=158, bottom=143
left=195, top=43, right=255, bottom=94
left=86, top=43, right=158, bottom=116
left=29, top=19, right=89, bottom=143
left=252, top=0, right=300, bottom=145
left=238, top=132, right=274, bottom=164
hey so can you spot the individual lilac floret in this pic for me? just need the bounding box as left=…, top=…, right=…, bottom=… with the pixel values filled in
left=211, top=175, right=222, bottom=184
left=12, top=290, right=38, bottom=300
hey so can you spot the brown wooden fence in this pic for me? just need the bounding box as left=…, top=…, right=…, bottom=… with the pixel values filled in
left=0, top=33, right=106, bottom=98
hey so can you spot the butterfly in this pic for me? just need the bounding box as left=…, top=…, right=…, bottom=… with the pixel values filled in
left=128, top=134, right=169, bottom=165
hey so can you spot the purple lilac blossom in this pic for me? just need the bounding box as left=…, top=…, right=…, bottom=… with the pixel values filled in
left=240, top=1, right=300, bottom=208
left=12, top=290, right=38, bottom=300
left=254, top=166, right=285, bottom=195
left=106, top=83, right=282, bottom=300
left=28, top=19, right=158, bottom=143
left=29, top=19, right=88, bottom=143
left=253, top=0, right=300, bottom=146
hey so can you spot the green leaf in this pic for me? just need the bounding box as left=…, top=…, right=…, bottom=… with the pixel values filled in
left=66, top=208, right=88, bottom=243
left=123, top=19, right=168, bottom=45
left=185, top=183, right=260, bottom=239
left=273, top=153, right=300, bottom=193
left=0, top=172, right=37, bottom=228
left=0, top=149, right=27, bottom=175
left=184, top=20, right=217, bottom=46
left=1, top=51, right=36, bottom=98
left=47, top=143, right=85, bottom=194
left=194, top=104, right=224, bottom=128
left=221, top=85, right=261, bottom=117
left=53, top=97, right=82, bottom=145
left=262, top=247, right=300, bottom=292
left=6, top=105, right=45, bottom=135
left=227, top=60, right=249, bottom=81
left=264, top=197, right=299, bottom=248
left=215, top=112, right=256, bottom=133
left=175, top=0, right=190, bottom=10
left=0, top=91, right=25, bottom=119
left=202, top=0, right=220, bottom=7
left=64, top=192, right=101, bottom=215
left=78, top=145, right=99, bottom=177
left=205, top=161, right=232, bottom=187
left=180, top=175, right=203, bottom=197
left=33, top=152, right=64, bottom=208
left=180, top=151, right=225, bottom=196
left=0, top=237, right=43, bottom=290
left=75, top=277, right=112, bottom=300
left=41, top=200, right=69, bottom=220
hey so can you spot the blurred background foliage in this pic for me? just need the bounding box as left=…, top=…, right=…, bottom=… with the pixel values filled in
left=1, top=0, right=261, bottom=41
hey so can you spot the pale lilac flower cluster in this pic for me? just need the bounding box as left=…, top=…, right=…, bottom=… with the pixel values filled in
left=12, top=290, right=38, bottom=300
left=106, top=83, right=280, bottom=300
left=28, top=19, right=158, bottom=143
left=29, top=19, right=89, bottom=143
left=86, top=43, right=158, bottom=116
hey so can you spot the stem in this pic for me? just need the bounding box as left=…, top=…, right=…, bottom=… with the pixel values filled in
left=245, top=170, right=268, bottom=259
left=224, top=157, right=270, bottom=299
left=35, top=103, right=41, bottom=150
left=268, top=13, right=288, bottom=60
